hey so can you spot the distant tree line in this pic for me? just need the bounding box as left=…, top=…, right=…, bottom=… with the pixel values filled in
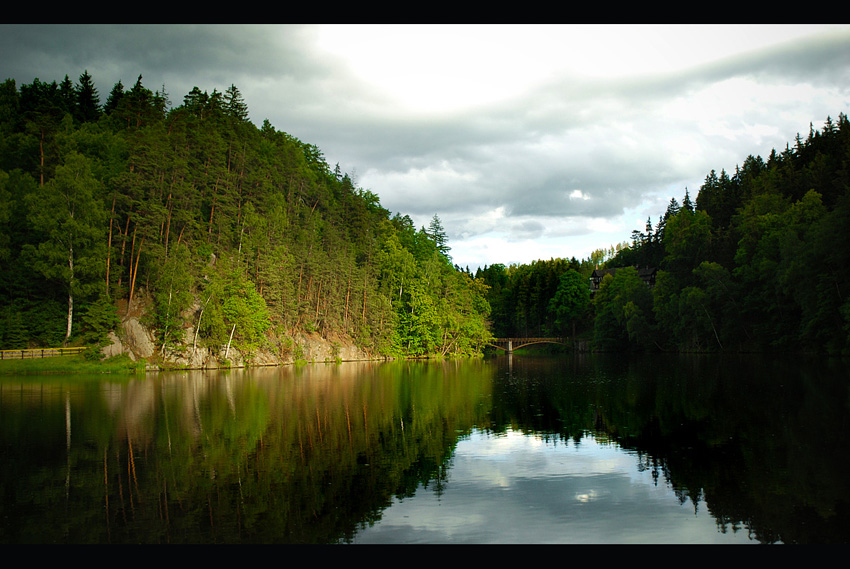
left=0, top=71, right=492, bottom=359
left=475, top=258, right=587, bottom=339
left=477, top=114, right=850, bottom=355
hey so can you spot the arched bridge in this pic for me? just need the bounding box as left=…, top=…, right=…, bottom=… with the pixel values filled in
left=488, top=337, right=569, bottom=353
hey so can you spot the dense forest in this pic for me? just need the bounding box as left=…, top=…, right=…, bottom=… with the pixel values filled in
left=477, top=113, right=850, bottom=355
left=3, top=71, right=849, bottom=360
left=0, top=72, right=492, bottom=360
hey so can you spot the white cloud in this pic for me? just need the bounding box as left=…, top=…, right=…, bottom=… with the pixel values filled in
left=2, top=24, right=849, bottom=269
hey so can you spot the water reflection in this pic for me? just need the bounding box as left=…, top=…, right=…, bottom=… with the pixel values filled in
left=483, top=353, right=850, bottom=544
left=0, top=354, right=848, bottom=543
left=352, top=430, right=741, bottom=544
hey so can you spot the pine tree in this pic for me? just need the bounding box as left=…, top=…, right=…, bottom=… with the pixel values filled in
left=427, top=214, right=451, bottom=259
left=23, top=151, right=105, bottom=343
left=224, top=84, right=249, bottom=122
left=103, top=80, right=125, bottom=114
left=548, top=268, right=589, bottom=342
left=75, top=70, right=100, bottom=123
left=58, top=75, right=76, bottom=116
left=682, top=188, right=694, bottom=212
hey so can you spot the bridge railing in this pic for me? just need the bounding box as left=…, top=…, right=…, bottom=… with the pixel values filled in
left=492, top=337, right=567, bottom=343
left=0, top=347, right=88, bottom=360
left=489, top=338, right=569, bottom=351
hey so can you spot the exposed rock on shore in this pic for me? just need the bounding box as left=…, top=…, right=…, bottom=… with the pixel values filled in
left=101, top=290, right=373, bottom=370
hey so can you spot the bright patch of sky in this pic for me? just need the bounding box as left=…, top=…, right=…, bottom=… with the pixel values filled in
left=310, top=25, right=850, bottom=268
left=316, top=25, right=831, bottom=113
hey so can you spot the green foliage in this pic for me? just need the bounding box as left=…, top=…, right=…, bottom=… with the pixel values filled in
left=426, top=214, right=451, bottom=260
left=0, top=71, right=493, bottom=360
left=605, top=113, right=850, bottom=354
left=1, top=310, right=29, bottom=349
left=479, top=257, right=588, bottom=338
left=594, top=268, right=654, bottom=351
left=222, top=276, right=270, bottom=351
left=11, top=70, right=848, bottom=359
left=548, top=268, right=590, bottom=338
left=22, top=150, right=105, bottom=342
left=79, top=295, right=119, bottom=348
left=198, top=259, right=271, bottom=356
left=662, top=207, right=712, bottom=284
left=153, top=243, right=195, bottom=352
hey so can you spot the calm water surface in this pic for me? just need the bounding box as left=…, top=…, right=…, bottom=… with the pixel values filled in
left=1, top=353, right=848, bottom=544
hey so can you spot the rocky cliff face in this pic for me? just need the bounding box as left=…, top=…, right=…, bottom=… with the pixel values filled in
left=101, top=290, right=374, bottom=370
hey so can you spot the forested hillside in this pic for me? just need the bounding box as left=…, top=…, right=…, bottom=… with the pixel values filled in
left=603, top=113, right=850, bottom=354
left=3, top=71, right=848, bottom=360
left=0, top=72, right=492, bottom=360
left=478, top=113, right=850, bottom=356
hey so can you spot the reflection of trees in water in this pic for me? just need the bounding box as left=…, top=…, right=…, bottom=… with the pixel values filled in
left=489, top=353, right=850, bottom=544
left=3, top=356, right=848, bottom=543
left=0, top=361, right=495, bottom=543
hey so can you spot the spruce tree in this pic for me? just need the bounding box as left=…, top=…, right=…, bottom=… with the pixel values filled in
left=224, top=84, right=249, bottom=121
left=75, top=70, right=100, bottom=123
left=427, top=214, right=450, bottom=259
left=103, top=80, right=125, bottom=114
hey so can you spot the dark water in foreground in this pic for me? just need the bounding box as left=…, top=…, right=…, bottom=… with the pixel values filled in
left=1, top=353, right=848, bottom=544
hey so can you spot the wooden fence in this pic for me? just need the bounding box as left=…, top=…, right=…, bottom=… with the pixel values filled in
left=0, top=347, right=88, bottom=360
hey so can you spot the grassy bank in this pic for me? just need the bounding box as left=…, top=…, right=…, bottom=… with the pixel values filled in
left=0, top=353, right=146, bottom=375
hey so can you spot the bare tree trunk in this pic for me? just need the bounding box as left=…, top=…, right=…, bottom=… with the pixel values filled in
left=193, top=294, right=213, bottom=356
left=160, top=279, right=173, bottom=355
left=207, top=173, right=220, bottom=241
left=39, top=128, right=45, bottom=186
left=702, top=303, right=723, bottom=350
left=224, top=323, right=237, bottom=360
left=255, top=248, right=262, bottom=294
left=105, top=195, right=115, bottom=297
left=315, top=279, right=322, bottom=321
left=65, top=239, right=74, bottom=345
left=117, top=212, right=131, bottom=289
left=344, top=272, right=351, bottom=328
left=163, top=191, right=172, bottom=260
left=128, top=235, right=144, bottom=317
left=362, top=273, right=369, bottom=322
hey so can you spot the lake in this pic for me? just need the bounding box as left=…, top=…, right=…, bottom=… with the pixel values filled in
left=1, top=353, right=848, bottom=544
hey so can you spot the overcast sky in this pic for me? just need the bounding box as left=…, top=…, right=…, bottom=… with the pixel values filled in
left=2, top=24, right=849, bottom=270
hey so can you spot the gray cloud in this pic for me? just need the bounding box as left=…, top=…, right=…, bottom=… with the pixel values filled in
left=3, top=24, right=849, bottom=267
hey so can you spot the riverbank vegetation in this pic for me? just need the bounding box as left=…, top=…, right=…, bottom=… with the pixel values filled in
left=3, top=71, right=848, bottom=359
left=0, top=353, right=144, bottom=375
left=476, top=113, right=850, bottom=355
left=0, top=72, right=492, bottom=360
